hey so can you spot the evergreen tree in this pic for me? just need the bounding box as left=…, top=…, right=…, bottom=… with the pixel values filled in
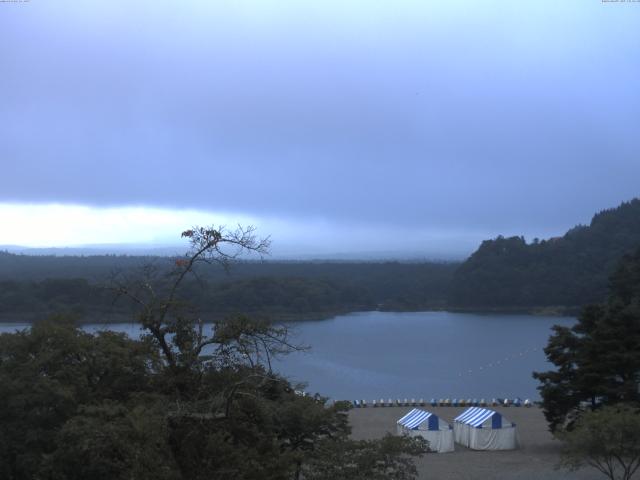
left=533, top=247, right=640, bottom=432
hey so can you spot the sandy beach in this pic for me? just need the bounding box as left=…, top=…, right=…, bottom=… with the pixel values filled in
left=348, top=405, right=602, bottom=480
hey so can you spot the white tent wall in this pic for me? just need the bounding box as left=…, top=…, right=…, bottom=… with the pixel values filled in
left=453, top=422, right=471, bottom=447
left=453, top=407, right=518, bottom=451
left=468, top=425, right=518, bottom=450
left=404, top=428, right=455, bottom=453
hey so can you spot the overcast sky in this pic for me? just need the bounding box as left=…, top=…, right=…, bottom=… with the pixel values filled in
left=1, top=0, right=639, bottom=258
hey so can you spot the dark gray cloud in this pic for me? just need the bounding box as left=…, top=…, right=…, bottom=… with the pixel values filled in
left=1, top=1, right=639, bottom=255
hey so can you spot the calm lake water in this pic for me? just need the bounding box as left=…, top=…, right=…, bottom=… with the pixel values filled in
left=0, top=311, right=574, bottom=401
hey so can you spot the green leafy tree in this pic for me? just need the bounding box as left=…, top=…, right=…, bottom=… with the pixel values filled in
left=0, top=317, right=157, bottom=479
left=558, top=404, right=640, bottom=480
left=303, top=434, right=428, bottom=480
left=0, top=225, right=427, bottom=480
left=42, top=402, right=179, bottom=480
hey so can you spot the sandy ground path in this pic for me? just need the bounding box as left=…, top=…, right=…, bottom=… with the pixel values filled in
left=348, top=406, right=603, bottom=480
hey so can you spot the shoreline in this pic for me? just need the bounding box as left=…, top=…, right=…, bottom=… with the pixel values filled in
left=349, top=406, right=599, bottom=480
left=0, top=307, right=578, bottom=326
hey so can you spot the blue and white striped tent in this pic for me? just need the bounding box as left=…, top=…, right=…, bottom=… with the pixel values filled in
left=453, top=407, right=518, bottom=450
left=397, top=409, right=454, bottom=453
left=454, top=407, right=504, bottom=428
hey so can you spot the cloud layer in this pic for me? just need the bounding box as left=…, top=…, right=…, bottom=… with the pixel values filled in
left=1, top=1, right=639, bottom=256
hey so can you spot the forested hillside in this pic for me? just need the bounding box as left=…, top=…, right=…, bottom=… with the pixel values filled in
left=450, top=199, right=640, bottom=309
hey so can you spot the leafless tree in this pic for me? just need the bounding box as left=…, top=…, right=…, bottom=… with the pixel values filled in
left=109, top=224, right=298, bottom=371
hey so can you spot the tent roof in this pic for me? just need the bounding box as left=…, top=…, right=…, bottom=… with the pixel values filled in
left=454, top=407, right=499, bottom=427
left=397, top=408, right=436, bottom=429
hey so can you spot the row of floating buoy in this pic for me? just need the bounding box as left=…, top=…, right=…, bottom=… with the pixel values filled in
left=458, top=348, right=540, bottom=377
left=352, top=398, right=533, bottom=408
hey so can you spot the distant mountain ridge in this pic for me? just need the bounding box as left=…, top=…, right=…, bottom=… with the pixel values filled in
left=450, top=198, right=640, bottom=310
left=0, top=244, right=458, bottom=262
left=0, top=245, right=187, bottom=257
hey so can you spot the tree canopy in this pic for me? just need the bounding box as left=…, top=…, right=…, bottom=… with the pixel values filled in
left=0, top=225, right=427, bottom=479
left=558, top=404, right=640, bottom=480
left=533, top=246, right=640, bottom=432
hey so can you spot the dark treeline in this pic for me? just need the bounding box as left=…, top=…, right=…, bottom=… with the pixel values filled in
left=2, top=198, right=639, bottom=319
left=0, top=257, right=457, bottom=321
left=0, top=252, right=160, bottom=282
left=450, top=198, right=640, bottom=311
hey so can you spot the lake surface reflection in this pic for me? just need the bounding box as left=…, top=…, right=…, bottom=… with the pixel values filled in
left=0, top=311, right=574, bottom=401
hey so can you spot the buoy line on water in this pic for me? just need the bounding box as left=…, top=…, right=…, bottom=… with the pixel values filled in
left=456, top=346, right=541, bottom=378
